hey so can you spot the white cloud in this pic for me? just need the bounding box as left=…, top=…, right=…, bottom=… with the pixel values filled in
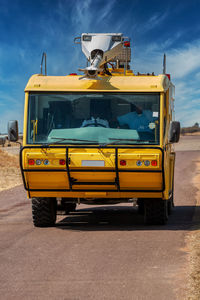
left=160, top=31, right=183, bottom=50
left=134, top=38, right=200, bottom=79
left=0, top=107, right=23, bottom=134
left=176, top=109, right=200, bottom=127
left=167, top=42, right=200, bottom=78
left=133, top=38, right=200, bottom=126
left=136, top=12, right=168, bottom=35
left=0, top=88, right=24, bottom=133
left=98, top=0, right=117, bottom=23
left=71, top=0, right=92, bottom=31
left=0, top=1, right=199, bottom=130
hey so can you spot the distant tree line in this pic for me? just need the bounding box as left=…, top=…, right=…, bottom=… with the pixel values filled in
left=181, top=122, right=200, bottom=134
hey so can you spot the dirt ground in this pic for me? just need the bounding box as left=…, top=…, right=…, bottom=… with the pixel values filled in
left=186, top=161, right=200, bottom=300
left=0, top=135, right=200, bottom=299
left=174, top=134, right=200, bottom=299
left=175, top=135, right=200, bottom=299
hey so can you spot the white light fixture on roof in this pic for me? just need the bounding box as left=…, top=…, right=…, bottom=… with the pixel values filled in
left=74, top=33, right=128, bottom=79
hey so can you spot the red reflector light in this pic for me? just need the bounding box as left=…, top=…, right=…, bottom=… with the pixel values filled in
left=124, top=41, right=130, bottom=47
left=166, top=74, right=171, bottom=80
left=69, top=73, right=77, bottom=76
left=120, top=160, right=126, bottom=166
left=59, top=159, right=66, bottom=165
left=28, top=159, right=35, bottom=165
left=151, top=160, right=157, bottom=166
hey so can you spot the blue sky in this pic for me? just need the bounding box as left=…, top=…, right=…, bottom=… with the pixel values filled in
left=0, top=0, right=200, bottom=132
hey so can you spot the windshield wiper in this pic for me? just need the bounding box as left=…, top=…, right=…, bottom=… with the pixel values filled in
left=100, top=138, right=155, bottom=146
left=41, top=137, right=98, bottom=147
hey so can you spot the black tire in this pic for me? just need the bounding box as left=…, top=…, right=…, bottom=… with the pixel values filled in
left=137, top=198, right=145, bottom=215
left=32, top=197, right=57, bottom=227
left=144, top=199, right=168, bottom=225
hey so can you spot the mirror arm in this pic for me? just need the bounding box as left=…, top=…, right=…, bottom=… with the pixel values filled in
left=164, top=142, right=171, bottom=150
left=15, top=141, right=22, bottom=149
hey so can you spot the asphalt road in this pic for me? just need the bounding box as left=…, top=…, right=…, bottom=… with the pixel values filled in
left=0, top=144, right=200, bottom=299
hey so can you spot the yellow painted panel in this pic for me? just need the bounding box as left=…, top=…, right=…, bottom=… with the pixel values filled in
left=70, top=171, right=116, bottom=182
left=22, top=148, right=163, bottom=193
left=26, top=172, right=69, bottom=189
left=29, top=191, right=163, bottom=199
left=25, top=74, right=169, bottom=92
left=119, top=172, right=162, bottom=189
left=22, top=148, right=162, bottom=170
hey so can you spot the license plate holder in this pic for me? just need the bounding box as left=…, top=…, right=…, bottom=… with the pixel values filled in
left=81, top=160, right=105, bottom=167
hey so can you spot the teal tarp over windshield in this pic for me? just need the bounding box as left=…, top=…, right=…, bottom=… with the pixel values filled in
left=48, top=127, right=139, bottom=144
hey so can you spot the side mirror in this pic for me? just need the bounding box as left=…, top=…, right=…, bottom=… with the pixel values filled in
left=169, top=121, right=180, bottom=143
left=8, top=120, right=19, bottom=142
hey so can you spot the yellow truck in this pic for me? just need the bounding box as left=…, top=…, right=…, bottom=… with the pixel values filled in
left=8, top=33, right=180, bottom=226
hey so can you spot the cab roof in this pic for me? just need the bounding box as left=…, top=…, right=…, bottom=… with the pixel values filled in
left=25, top=74, right=170, bottom=93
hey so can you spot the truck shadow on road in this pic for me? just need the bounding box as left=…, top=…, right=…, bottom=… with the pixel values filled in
left=56, top=205, right=197, bottom=231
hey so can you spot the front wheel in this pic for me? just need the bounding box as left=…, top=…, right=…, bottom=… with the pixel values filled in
left=144, top=199, right=168, bottom=225
left=32, top=197, right=57, bottom=227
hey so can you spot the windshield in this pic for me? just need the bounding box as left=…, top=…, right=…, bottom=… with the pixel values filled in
left=27, top=92, right=160, bottom=145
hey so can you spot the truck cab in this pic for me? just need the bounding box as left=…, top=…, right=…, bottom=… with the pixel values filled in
left=8, top=33, right=180, bottom=226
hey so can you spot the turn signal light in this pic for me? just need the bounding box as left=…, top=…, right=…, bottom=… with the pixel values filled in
left=59, top=159, right=66, bottom=165
left=120, top=160, right=126, bottom=166
left=151, top=160, right=157, bottom=166
left=28, top=159, right=35, bottom=165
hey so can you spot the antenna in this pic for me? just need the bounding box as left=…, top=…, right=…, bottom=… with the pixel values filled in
left=163, top=53, right=166, bottom=74
left=40, top=52, right=47, bottom=75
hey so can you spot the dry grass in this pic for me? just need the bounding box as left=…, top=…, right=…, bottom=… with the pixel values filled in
left=0, top=148, right=22, bottom=191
